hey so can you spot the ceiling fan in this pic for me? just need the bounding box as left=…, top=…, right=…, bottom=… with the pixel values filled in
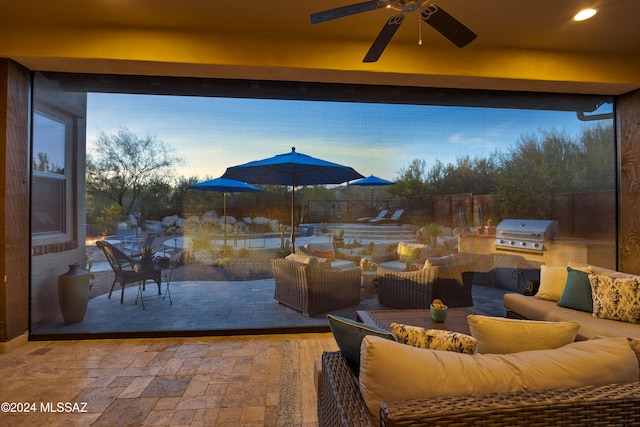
left=310, top=0, right=477, bottom=62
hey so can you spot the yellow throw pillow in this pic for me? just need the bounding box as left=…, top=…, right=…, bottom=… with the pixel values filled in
left=468, top=315, right=580, bottom=354
left=534, top=265, right=569, bottom=301
left=398, top=243, right=420, bottom=262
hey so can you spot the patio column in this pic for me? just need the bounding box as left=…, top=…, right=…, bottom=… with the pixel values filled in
left=0, top=58, right=30, bottom=350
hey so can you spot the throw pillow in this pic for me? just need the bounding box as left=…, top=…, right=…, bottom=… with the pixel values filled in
left=390, top=323, right=477, bottom=354
left=326, top=314, right=396, bottom=374
left=589, top=274, right=640, bottom=324
left=358, top=335, right=638, bottom=424
left=313, top=248, right=336, bottom=261
left=557, top=267, right=594, bottom=312
left=468, top=315, right=580, bottom=354
left=398, top=243, right=420, bottom=262
left=535, top=265, right=569, bottom=301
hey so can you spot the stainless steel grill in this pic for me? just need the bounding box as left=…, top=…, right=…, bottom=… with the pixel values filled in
left=495, top=219, right=557, bottom=251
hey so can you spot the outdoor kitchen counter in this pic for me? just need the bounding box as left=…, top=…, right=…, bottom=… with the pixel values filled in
left=458, top=234, right=615, bottom=271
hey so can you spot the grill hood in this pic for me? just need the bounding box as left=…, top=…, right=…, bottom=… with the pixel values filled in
left=495, top=219, right=557, bottom=251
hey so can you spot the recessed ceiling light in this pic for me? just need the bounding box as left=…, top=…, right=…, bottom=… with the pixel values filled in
left=573, top=8, right=597, bottom=21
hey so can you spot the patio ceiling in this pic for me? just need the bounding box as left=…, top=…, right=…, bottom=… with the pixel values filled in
left=1, top=0, right=639, bottom=95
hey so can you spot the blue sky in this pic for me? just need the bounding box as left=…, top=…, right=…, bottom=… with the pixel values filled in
left=86, top=93, right=612, bottom=182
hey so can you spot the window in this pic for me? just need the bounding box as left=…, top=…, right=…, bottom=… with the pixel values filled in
left=31, top=111, right=68, bottom=235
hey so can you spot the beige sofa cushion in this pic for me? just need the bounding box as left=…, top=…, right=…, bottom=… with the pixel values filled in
left=503, top=293, right=640, bottom=339
left=297, top=242, right=356, bottom=270
left=359, top=335, right=639, bottom=423
left=468, top=315, right=579, bottom=354
left=568, top=260, right=637, bottom=279
left=284, top=253, right=319, bottom=267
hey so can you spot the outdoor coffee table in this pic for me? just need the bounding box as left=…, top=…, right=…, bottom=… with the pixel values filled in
left=356, top=307, right=485, bottom=335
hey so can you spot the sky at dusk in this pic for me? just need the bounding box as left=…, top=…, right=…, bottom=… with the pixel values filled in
left=86, top=93, right=612, bottom=183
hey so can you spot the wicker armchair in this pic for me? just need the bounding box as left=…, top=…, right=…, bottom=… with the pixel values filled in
left=318, top=350, right=640, bottom=427
left=377, top=262, right=474, bottom=309
left=271, top=258, right=361, bottom=316
left=377, top=266, right=438, bottom=309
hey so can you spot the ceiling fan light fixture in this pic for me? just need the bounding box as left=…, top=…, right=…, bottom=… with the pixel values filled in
left=389, top=0, right=425, bottom=12
left=573, top=8, right=597, bottom=21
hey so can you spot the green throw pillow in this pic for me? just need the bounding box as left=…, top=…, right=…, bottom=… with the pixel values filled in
left=557, top=267, right=593, bottom=312
left=327, top=314, right=396, bottom=374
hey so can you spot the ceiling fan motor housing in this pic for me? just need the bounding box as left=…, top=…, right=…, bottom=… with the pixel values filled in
left=389, top=0, right=430, bottom=13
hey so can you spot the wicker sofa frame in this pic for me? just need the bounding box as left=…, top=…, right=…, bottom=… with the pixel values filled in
left=318, top=350, right=640, bottom=427
left=377, top=264, right=474, bottom=309
left=271, top=258, right=361, bottom=316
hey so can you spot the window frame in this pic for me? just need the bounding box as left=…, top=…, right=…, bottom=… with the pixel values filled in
left=31, top=107, right=75, bottom=243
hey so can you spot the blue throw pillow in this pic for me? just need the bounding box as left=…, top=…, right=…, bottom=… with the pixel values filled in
left=557, top=267, right=593, bottom=312
left=327, top=314, right=396, bottom=374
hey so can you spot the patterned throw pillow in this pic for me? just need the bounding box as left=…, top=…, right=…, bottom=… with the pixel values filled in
left=390, top=323, right=477, bottom=354
left=589, top=274, right=640, bottom=324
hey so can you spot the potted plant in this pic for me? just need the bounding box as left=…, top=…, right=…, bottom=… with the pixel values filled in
left=139, top=246, right=156, bottom=271
left=430, top=299, right=448, bottom=322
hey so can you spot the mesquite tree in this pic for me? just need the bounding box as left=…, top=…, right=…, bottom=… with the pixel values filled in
left=87, top=127, right=183, bottom=216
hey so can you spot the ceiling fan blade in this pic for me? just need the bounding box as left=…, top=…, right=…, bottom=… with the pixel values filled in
left=311, top=0, right=389, bottom=25
left=420, top=4, right=477, bottom=48
left=363, top=13, right=405, bottom=62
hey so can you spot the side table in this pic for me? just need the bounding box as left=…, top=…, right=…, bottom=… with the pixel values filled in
left=361, top=270, right=377, bottom=299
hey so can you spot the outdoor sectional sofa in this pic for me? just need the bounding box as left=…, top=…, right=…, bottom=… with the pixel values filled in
left=318, top=343, right=640, bottom=427
left=317, top=311, right=640, bottom=427
left=504, top=260, right=640, bottom=339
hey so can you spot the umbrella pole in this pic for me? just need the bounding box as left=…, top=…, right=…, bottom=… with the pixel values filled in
left=223, top=192, right=227, bottom=246
left=291, top=186, right=295, bottom=248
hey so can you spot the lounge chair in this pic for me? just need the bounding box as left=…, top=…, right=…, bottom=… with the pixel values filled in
left=104, top=228, right=137, bottom=246
left=122, top=232, right=156, bottom=256
left=370, top=208, right=403, bottom=223
left=357, top=209, right=388, bottom=222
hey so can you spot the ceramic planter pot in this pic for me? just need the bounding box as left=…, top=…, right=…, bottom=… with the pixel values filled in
left=58, top=263, right=90, bottom=325
left=430, top=304, right=448, bottom=322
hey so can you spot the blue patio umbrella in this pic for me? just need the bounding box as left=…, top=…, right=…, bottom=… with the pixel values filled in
left=222, top=147, right=364, bottom=246
left=188, top=177, right=262, bottom=246
left=350, top=174, right=395, bottom=207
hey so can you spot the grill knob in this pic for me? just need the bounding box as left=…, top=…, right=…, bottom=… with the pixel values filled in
left=533, top=242, right=540, bottom=249
left=520, top=241, right=527, bottom=247
left=509, top=240, right=515, bottom=246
